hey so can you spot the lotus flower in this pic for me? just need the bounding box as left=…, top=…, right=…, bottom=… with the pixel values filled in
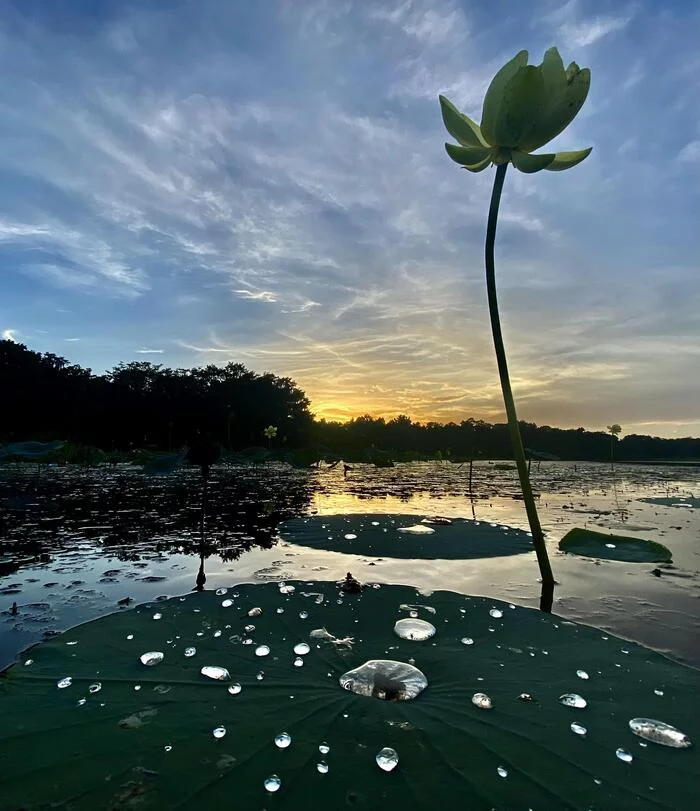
left=440, top=48, right=591, bottom=173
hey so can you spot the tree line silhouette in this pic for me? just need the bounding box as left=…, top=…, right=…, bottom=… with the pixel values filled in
left=2, top=339, right=699, bottom=462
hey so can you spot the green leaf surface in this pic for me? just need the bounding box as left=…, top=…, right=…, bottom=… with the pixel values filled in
left=639, top=497, right=700, bottom=510
left=559, top=528, right=672, bottom=562
left=279, top=513, right=534, bottom=560
left=511, top=150, right=556, bottom=173
left=444, top=143, right=491, bottom=167
left=1, top=583, right=698, bottom=810
left=545, top=147, right=593, bottom=171
left=439, top=96, right=488, bottom=148
left=481, top=50, right=528, bottom=146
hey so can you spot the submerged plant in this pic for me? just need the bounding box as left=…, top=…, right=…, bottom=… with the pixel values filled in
left=440, top=48, right=593, bottom=586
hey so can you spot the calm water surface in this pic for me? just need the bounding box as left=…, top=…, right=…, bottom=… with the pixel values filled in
left=1, top=461, right=698, bottom=668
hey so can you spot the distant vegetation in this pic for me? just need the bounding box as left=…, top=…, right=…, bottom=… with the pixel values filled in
left=2, top=339, right=699, bottom=463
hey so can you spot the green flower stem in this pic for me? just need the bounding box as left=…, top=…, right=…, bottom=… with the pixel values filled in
left=485, top=162, right=555, bottom=587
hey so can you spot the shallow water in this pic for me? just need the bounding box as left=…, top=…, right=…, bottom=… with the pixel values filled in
left=1, top=460, right=699, bottom=668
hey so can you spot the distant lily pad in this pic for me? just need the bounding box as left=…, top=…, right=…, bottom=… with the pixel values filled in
left=279, top=514, right=534, bottom=560
left=640, top=497, right=700, bottom=510
left=559, top=528, right=672, bottom=562
left=0, top=582, right=698, bottom=809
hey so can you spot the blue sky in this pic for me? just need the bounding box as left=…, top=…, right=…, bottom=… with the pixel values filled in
left=1, top=0, right=699, bottom=437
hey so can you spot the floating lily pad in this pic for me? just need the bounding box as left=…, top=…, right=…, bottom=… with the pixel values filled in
left=278, top=514, right=534, bottom=560
left=640, top=497, right=700, bottom=510
left=1, top=582, right=698, bottom=809
left=559, top=528, right=672, bottom=562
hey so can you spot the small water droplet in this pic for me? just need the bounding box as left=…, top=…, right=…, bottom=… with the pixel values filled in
left=89, top=683, right=102, bottom=694
left=576, top=670, right=590, bottom=680
left=497, top=766, right=508, bottom=778
left=472, top=692, right=493, bottom=709
left=279, top=584, right=295, bottom=594
left=393, top=618, right=436, bottom=641
left=629, top=718, right=692, bottom=748
left=164, top=745, right=172, bottom=752
left=274, top=732, right=291, bottom=749
left=264, top=775, right=281, bottom=793
left=213, top=630, right=222, bottom=638
left=244, top=624, right=255, bottom=633
left=571, top=722, right=587, bottom=736
left=152, top=613, right=162, bottom=620
left=461, top=637, right=474, bottom=645
left=616, top=748, right=633, bottom=763
left=227, top=683, right=242, bottom=695
left=24, top=659, right=34, bottom=666
left=184, top=647, right=196, bottom=657
left=57, top=677, right=72, bottom=689
left=257, top=670, right=264, bottom=680
left=201, top=666, right=230, bottom=681
left=518, top=693, right=534, bottom=702
left=126, top=634, right=134, bottom=640
left=212, top=727, right=226, bottom=739
left=299, top=610, right=309, bottom=619
left=66, top=641, right=78, bottom=646
left=489, top=608, right=503, bottom=618
left=375, top=746, right=400, bottom=774
left=255, top=645, right=270, bottom=657
left=317, top=761, right=329, bottom=774
left=242, top=638, right=253, bottom=645
left=140, top=652, right=164, bottom=667
left=344, top=533, right=357, bottom=539
left=134, top=685, right=141, bottom=691
left=319, top=742, right=330, bottom=755
left=77, top=698, right=86, bottom=706
left=221, top=599, right=233, bottom=608
left=294, top=656, right=304, bottom=667
left=605, top=543, right=616, bottom=548
left=294, top=642, right=310, bottom=655
left=216, top=588, right=228, bottom=596
left=248, top=607, right=262, bottom=617
left=559, top=693, right=587, bottom=709
left=276, top=607, right=285, bottom=614
left=654, top=689, right=664, bottom=696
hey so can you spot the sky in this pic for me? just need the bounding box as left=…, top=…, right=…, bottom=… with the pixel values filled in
left=1, top=0, right=699, bottom=438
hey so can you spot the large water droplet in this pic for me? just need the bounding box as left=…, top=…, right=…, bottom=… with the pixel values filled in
left=376, top=747, right=399, bottom=771
left=140, top=652, right=164, bottom=667
left=152, top=613, right=162, bottom=620
left=559, top=693, right=587, bottom=709
left=201, top=666, right=230, bottom=681
left=212, top=727, right=226, bottom=739
left=397, top=524, right=434, bottom=535
left=248, top=607, right=262, bottom=617
left=184, top=647, right=196, bottom=657
left=294, top=657, right=304, bottom=667
left=274, top=732, right=291, bottom=749
left=317, top=761, right=329, bottom=774
left=89, top=683, right=102, bottom=694
left=255, top=645, right=270, bottom=657
left=489, top=608, right=503, bottom=618
left=576, top=670, right=589, bottom=680
left=227, top=683, right=242, bottom=695
left=319, top=742, right=330, bottom=755
left=471, top=692, right=493, bottom=709
left=461, top=637, right=474, bottom=646
left=340, top=660, right=427, bottom=701
left=57, top=677, right=72, bottom=689
left=216, top=588, right=228, bottom=596
left=571, top=722, right=587, bottom=736
left=616, top=748, right=633, bottom=763
left=264, top=775, right=281, bottom=793
left=294, top=642, right=310, bottom=655
left=393, top=618, right=436, bottom=641
left=497, top=766, right=508, bottom=778
left=299, top=610, right=309, bottom=619
left=221, top=599, right=233, bottom=608
left=279, top=584, right=295, bottom=594
left=629, top=718, right=692, bottom=749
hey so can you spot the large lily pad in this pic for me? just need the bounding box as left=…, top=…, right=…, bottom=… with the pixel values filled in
left=559, top=528, right=672, bottom=563
left=640, top=497, right=700, bottom=510
left=1, top=582, right=698, bottom=809
left=278, top=514, right=534, bottom=559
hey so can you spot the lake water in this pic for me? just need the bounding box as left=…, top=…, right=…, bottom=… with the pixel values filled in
left=1, top=460, right=699, bottom=670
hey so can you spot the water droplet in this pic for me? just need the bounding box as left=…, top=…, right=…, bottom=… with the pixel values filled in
left=319, top=742, right=330, bottom=754
left=153, top=684, right=171, bottom=694
left=227, top=683, right=242, bottom=695
left=489, top=608, right=503, bottom=618
left=518, top=693, right=534, bottom=702
left=397, top=524, right=434, bottom=534
left=654, top=689, right=664, bottom=696
left=184, top=647, right=196, bottom=657
left=221, top=599, right=233, bottom=608
left=242, top=638, right=253, bottom=645
left=57, top=677, right=72, bottom=689
left=344, top=533, right=357, bottom=539
left=279, top=584, right=295, bottom=594
left=576, top=670, right=590, bottom=680
left=461, top=637, right=474, bottom=646
left=376, top=747, right=399, bottom=772
left=471, top=692, right=493, bottom=709
left=616, top=748, right=633, bottom=763
left=77, top=698, right=86, bottom=706
left=201, top=666, right=230, bottom=681
left=89, top=683, right=102, bottom=694
left=212, top=727, right=226, bottom=739
left=340, top=660, right=427, bottom=701
left=294, top=657, right=304, bottom=667
left=134, top=685, right=141, bottom=691
left=294, top=642, right=310, bottom=655
left=276, top=607, right=285, bottom=614
left=497, top=766, right=508, bottom=778
left=299, top=610, right=309, bottom=619
left=605, top=543, right=616, bottom=549
left=629, top=718, right=692, bottom=748
left=317, top=761, right=329, bottom=774
left=255, top=645, right=270, bottom=657
left=559, top=693, right=587, bottom=709
left=140, top=652, right=164, bottom=667
left=216, top=588, right=228, bottom=596
left=256, top=670, right=264, bottom=680
left=126, top=634, right=134, bottom=640
left=274, top=732, right=291, bottom=749
left=571, top=722, right=587, bottom=736
left=213, top=630, right=222, bottom=638
left=152, top=613, right=162, bottom=620
left=244, top=624, right=255, bottom=633
left=248, top=607, right=262, bottom=617
left=24, top=659, right=34, bottom=667
left=264, top=775, right=281, bottom=793
left=393, top=618, right=436, bottom=641
left=164, top=745, right=172, bottom=752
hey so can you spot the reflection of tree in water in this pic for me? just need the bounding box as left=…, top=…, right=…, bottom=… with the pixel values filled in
left=0, top=465, right=313, bottom=566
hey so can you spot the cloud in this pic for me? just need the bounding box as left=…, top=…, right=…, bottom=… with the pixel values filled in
left=135, top=348, right=165, bottom=354
left=2, top=329, right=18, bottom=342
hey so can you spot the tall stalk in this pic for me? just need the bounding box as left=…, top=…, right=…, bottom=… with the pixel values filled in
left=485, top=163, right=554, bottom=586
